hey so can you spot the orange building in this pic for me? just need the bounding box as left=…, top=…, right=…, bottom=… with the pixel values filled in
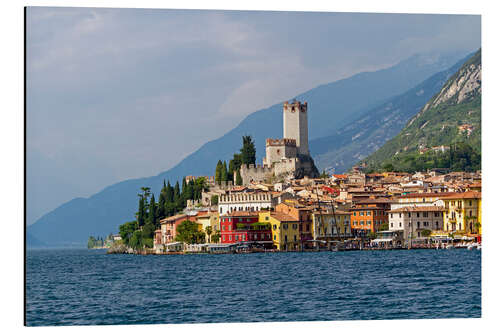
left=350, top=198, right=392, bottom=235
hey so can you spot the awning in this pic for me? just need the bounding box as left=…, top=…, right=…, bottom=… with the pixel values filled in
left=371, top=238, right=393, bottom=243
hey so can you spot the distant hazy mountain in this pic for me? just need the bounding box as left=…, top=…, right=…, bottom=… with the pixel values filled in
left=27, top=51, right=470, bottom=247
left=362, top=49, right=481, bottom=171
left=310, top=52, right=473, bottom=173
left=27, top=231, right=46, bottom=248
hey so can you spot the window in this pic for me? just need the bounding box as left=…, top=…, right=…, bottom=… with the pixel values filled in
left=292, top=224, right=297, bottom=229
left=360, top=212, right=364, bottom=216
left=367, top=221, right=371, bottom=225
left=367, top=211, right=371, bottom=216
left=274, top=235, right=276, bottom=240
left=283, top=224, right=288, bottom=230
left=390, top=223, right=394, bottom=228
left=294, top=235, right=297, bottom=241
left=242, top=235, right=246, bottom=241
left=423, top=212, right=428, bottom=218
left=265, top=216, right=269, bottom=221
left=408, top=213, right=411, bottom=218
left=399, top=222, right=402, bottom=228
left=229, top=235, right=232, bottom=241
left=353, top=212, right=356, bottom=216
left=235, top=235, right=238, bottom=241
left=416, top=212, right=420, bottom=218
left=273, top=224, right=277, bottom=230
left=360, top=221, right=364, bottom=225
left=399, top=213, right=402, bottom=218
left=391, top=213, right=393, bottom=218
left=223, top=235, right=226, bottom=241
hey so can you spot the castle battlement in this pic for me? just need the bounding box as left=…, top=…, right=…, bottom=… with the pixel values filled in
left=241, top=164, right=274, bottom=172
left=266, top=138, right=297, bottom=147
left=284, top=100, right=307, bottom=113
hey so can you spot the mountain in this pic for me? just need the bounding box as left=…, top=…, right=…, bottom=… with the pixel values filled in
left=310, top=52, right=473, bottom=173
left=27, top=231, right=46, bottom=248
left=362, top=49, right=481, bottom=172
left=27, top=51, right=470, bottom=247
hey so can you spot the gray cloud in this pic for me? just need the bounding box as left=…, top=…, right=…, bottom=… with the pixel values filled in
left=26, top=7, right=480, bottom=224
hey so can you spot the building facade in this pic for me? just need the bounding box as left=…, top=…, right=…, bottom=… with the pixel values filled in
left=442, top=191, right=481, bottom=234
left=259, top=211, right=301, bottom=251
left=350, top=199, right=391, bottom=235
left=218, top=190, right=272, bottom=215
left=219, top=211, right=272, bottom=246
left=388, top=206, right=445, bottom=241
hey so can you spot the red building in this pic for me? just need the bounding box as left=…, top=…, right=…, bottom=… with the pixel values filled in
left=220, top=211, right=272, bottom=247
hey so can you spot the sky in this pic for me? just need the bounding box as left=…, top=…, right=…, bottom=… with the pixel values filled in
left=26, top=7, right=481, bottom=224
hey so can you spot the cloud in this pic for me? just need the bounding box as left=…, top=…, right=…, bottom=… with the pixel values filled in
left=25, top=7, right=480, bottom=224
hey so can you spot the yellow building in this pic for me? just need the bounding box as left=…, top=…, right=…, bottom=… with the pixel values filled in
left=194, top=210, right=220, bottom=243
left=311, top=210, right=353, bottom=241
left=259, top=211, right=300, bottom=251
left=442, top=191, right=481, bottom=234
left=478, top=198, right=482, bottom=235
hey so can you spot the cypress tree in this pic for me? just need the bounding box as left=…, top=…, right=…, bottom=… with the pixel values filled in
left=236, top=169, right=243, bottom=186
left=174, top=181, right=180, bottom=201
left=215, top=160, right=223, bottom=185
left=240, top=136, right=256, bottom=165
left=233, top=153, right=242, bottom=170
left=158, top=184, right=166, bottom=220
left=137, top=195, right=146, bottom=227
left=221, top=161, right=228, bottom=182
left=148, top=193, right=157, bottom=227
left=166, top=181, right=174, bottom=203
left=228, top=159, right=235, bottom=182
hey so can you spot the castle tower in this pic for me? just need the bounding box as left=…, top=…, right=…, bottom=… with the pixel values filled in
left=283, top=100, right=309, bottom=155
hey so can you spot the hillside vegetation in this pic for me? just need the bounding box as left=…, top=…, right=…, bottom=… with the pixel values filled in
left=363, top=49, right=481, bottom=173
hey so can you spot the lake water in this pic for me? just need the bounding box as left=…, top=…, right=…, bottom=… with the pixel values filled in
left=26, top=248, right=481, bottom=326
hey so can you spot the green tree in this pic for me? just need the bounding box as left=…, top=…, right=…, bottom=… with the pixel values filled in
left=205, top=226, right=213, bottom=243
left=236, top=169, right=243, bottom=185
left=212, top=230, right=221, bottom=243
left=166, top=181, right=174, bottom=203
left=158, top=180, right=167, bottom=220
left=215, top=160, right=223, bottom=185
left=148, top=193, right=157, bottom=227
left=232, top=153, right=242, bottom=171
left=129, top=230, right=143, bottom=250
left=137, top=195, right=146, bottom=227
left=87, top=236, right=96, bottom=249
left=228, top=159, right=235, bottom=182
left=420, top=229, right=432, bottom=237
left=119, top=221, right=138, bottom=245
left=240, top=135, right=256, bottom=165
left=175, top=220, right=204, bottom=244
left=210, top=195, right=219, bottom=206
left=221, top=161, right=228, bottom=182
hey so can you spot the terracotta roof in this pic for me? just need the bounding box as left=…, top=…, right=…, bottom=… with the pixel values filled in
left=443, top=191, right=481, bottom=200
left=388, top=206, right=446, bottom=213
left=270, top=212, right=299, bottom=222
left=400, top=192, right=455, bottom=199
left=160, top=214, right=188, bottom=223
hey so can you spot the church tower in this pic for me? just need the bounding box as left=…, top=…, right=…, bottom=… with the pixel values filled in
left=283, top=100, right=309, bottom=155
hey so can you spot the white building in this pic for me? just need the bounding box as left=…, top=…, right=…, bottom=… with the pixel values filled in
left=218, top=191, right=272, bottom=215
left=388, top=206, right=445, bottom=241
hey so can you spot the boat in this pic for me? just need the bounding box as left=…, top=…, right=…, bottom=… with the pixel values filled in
left=467, top=243, right=477, bottom=250
left=477, top=244, right=482, bottom=250
left=446, top=244, right=454, bottom=249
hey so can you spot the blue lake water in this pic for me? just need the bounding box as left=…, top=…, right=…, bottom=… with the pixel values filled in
left=26, top=248, right=481, bottom=326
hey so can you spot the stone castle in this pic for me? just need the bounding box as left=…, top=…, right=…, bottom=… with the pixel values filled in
left=239, top=100, right=319, bottom=185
